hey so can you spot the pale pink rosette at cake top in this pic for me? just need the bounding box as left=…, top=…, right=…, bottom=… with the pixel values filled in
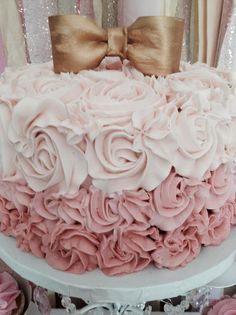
left=0, top=59, right=236, bottom=275
left=0, top=59, right=235, bottom=195
left=0, top=272, right=21, bottom=315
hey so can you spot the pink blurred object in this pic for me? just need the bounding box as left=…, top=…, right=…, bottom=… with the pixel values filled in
left=0, top=272, right=21, bottom=315
left=203, top=295, right=236, bottom=315
left=122, top=0, right=164, bottom=25
left=0, top=33, right=5, bottom=73
left=0, top=260, right=31, bottom=315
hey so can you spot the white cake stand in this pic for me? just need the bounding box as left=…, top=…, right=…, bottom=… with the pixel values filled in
left=0, top=229, right=236, bottom=307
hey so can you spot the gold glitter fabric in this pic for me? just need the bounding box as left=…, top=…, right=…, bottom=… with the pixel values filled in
left=176, top=0, right=192, bottom=62
left=206, top=0, right=224, bottom=67
left=218, top=0, right=236, bottom=71
left=0, top=0, right=27, bottom=68
left=215, top=0, right=234, bottom=67
left=102, top=0, right=118, bottom=28
left=17, top=0, right=57, bottom=63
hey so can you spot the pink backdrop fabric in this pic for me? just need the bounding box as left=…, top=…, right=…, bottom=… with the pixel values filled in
left=0, top=33, right=5, bottom=73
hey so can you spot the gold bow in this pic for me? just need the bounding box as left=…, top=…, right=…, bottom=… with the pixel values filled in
left=49, top=15, right=184, bottom=76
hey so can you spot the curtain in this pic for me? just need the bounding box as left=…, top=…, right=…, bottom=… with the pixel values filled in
left=0, top=33, right=5, bottom=73
left=0, top=0, right=26, bottom=69
left=0, top=0, right=236, bottom=72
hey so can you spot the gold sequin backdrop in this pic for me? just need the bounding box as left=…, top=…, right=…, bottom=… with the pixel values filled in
left=0, top=0, right=235, bottom=71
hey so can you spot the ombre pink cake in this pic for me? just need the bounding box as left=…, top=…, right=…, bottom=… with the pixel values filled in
left=0, top=59, right=236, bottom=276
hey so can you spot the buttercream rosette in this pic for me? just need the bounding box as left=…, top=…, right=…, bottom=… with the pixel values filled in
left=0, top=59, right=236, bottom=275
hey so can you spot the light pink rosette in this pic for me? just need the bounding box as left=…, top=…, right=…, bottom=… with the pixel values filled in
left=171, top=100, right=227, bottom=179
left=15, top=214, right=53, bottom=258
left=43, top=223, right=99, bottom=273
left=8, top=97, right=87, bottom=195
left=131, top=103, right=178, bottom=162
left=0, top=181, right=34, bottom=213
left=97, top=227, right=157, bottom=276
left=151, top=212, right=204, bottom=269
left=0, top=102, right=17, bottom=180
left=0, top=271, right=21, bottom=315
left=201, top=206, right=231, bottom=246
left=0, top=63, right=93, bottom=105
left=206, top=296, right=236, bottom=315
left=205, top=165, right=236, bottom=209
left=32, top=187, right=90, bottom=225
left=168, top=63, right=230, bottom=97
left=109, top=189, right=153, bottom=228
left=0, top=63, right=53, bottom=104
left=86, top=126, right=171, bottom=193
left=150, top=172, right=210, bottom=231
left=79, top=74, right=161, bottom=129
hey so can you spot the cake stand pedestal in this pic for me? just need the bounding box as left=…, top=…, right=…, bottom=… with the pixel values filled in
left=0, top=230, right=235, bottom=314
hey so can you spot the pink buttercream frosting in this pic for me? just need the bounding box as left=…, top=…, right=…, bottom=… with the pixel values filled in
left=0, top=60, right=235, bottom=194
left=43, top=223, right=99, bottom=273
left=0, top=60, right=236, bottom=275
left=150, top=171, right=210, bottom=231
left=0, top=272, right=21, bottom=315
left=32, top=187, right=90, bottom=225
left=7, top=98, right=87, bottom=195
left=151, top=209, right=206, bottom=269
left=205, top=165, right=236, bottom=209
left=97, top=227, right=158, bottom=276
left=200, top=205, right=232, bottom=246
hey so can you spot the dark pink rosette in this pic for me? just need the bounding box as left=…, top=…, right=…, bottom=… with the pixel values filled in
left=205, top=165, right=236, bottom=210
left=151, top=209, right=208, bottom=269
left=15, top=214, right=54, bottom=258
left=0, top=196, right=18, bottom=236
left=86, top=186, right=123, bottom=233
left=32, top=187, right=90, bottom=225
left=0, top=181, right=34, bottom=236
left=108, top=189, right=153, bottom=228
left=150, top=171, right=210, bottom=231
left=200, top=206, right=231, bottom=246
left=43, top=223, right=99, bottom=273
left=97, top=226, right=158, bottom=276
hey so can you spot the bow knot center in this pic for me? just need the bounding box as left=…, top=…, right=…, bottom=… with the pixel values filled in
left=106, top=27, right=128, bottom=59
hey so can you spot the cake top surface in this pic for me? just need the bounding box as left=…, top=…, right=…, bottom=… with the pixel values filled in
left=0, top=59, right=236, bottom=195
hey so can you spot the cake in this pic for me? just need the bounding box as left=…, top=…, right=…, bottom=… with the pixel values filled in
left=0, top=57, right=236, bottom=276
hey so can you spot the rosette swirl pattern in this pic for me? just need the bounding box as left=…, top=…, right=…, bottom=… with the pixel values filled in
left=8, top=97, right=87, bottom=195
left=0, top=60, right=236, bottom=276
left=86, top=126, right=172, bottom=193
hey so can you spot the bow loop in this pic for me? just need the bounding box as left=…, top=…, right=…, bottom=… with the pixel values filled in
left=49, top=15, right=184, bottom=76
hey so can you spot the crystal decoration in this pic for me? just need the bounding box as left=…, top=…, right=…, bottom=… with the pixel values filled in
left=163, top=299, right=189, bottom=314
left=33, top=286, right=51, bottom=315
left=186, top=286, right=212, bottom=312
left=61, top=296, right=77, bottom=314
